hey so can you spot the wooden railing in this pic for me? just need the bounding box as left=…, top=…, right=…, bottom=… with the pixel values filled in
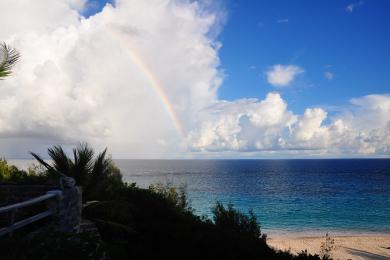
left=0, top=190, right=62, bottom=237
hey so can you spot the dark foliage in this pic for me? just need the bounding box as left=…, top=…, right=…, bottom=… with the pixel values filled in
left=31, top=143, right=125, bottom=202
left=84, top=183, right=321, bottom=260
left=0, top=231, right=105, bottom=260
left=213, top=202, right=262, bottom=239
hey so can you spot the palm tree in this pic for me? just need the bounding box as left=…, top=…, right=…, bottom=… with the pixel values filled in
left=31, top=143, right=123, bottom=201
left=32, top=144, right=134, bottom=239
left=0, top=42, right=20, bottom=79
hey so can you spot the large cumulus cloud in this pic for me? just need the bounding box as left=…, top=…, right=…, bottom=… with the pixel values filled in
left=188, top=93, right=390, bottom=156
left=0, top=0, right=221, bottom=157
left=0, top=0, right=389, bottom=158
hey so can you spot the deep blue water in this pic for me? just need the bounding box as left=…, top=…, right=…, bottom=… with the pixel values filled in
left=115, top=159, right=390, bottom=235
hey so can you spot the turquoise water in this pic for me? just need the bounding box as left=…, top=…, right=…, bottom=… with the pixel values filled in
left=115, top=159, right=390, bottom=235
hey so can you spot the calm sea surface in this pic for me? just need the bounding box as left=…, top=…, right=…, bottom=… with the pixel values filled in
left=115, top=159, right=390, bottom=235
left=10, top=159, right=390, bottom=235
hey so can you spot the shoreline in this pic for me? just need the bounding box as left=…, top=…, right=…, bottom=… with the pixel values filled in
left=267, top=233, right=390, bottom=260
left=264, top=229, right=390, bottom=239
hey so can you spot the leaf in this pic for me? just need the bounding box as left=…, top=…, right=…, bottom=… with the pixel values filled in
left=0, top=42, right=20, bottom=79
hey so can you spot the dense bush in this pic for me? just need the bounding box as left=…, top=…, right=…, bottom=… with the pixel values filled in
left=212, top=202, right=263, bottom=240
left=149, top=182, right=193, bottom=213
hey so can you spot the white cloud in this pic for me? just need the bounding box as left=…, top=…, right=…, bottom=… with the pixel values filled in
left=187, top=93, right=297, bottom=151
left=266, top=65, right=304, bottom=87
left=324, top=71, right=334, bottom=80
left=0, top=0, right=389, bottom=158
left=0, top=0, right=222, bottom=158
left=346, top=1, right=364, bottom=12
left=188, top=93, right=390, bottom=156
left=68, top=0, right=87, bottom=10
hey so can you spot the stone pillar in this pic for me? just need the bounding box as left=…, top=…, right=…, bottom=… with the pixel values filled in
left=49, top=177, right=82, bottom=233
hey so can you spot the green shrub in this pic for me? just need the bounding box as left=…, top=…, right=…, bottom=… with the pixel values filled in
left=0, top=158, right=25, bottom=182
left=149, top=182, right=193, bottom=213
left=212, top=202, right=262, bottom=240
left=0, top=159, right=48, bottom=184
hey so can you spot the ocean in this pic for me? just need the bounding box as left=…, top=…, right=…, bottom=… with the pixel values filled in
left=115, top=159, right=390, bottom=235
left=9, top=159, right=390, bottom=236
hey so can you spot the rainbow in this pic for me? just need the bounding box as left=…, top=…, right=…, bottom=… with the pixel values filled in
left=107, top=27, right=184, bottom=136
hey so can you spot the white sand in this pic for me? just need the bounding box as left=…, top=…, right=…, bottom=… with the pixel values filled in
left=267, top=234, right=390, bottom=260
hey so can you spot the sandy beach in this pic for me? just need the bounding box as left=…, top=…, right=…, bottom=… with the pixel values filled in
left=267, top=234, right=390, bottom=260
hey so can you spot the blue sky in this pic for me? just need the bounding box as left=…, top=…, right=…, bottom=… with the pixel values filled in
left=217, top=0, right=390, bottom=114
left=87, top=0, right=390, bottom=115
left=82, top=0, right=115, bottom=17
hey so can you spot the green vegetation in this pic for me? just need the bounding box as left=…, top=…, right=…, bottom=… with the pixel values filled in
left=149, top=182, right=192, bottom=212
left=0, top=42, right=20, bottom=80
left=213, top=202, right=264, bottom=240
left=0, top=144, right=322, bottom=259
left=31, top=143, right=124, bottom=202
left=0, top=159, right=48, bottom=184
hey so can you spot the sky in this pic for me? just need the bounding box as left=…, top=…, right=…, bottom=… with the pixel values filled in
left=0, top=0, right=389, bottom=158
left=218, top=0, right=390, bottom=113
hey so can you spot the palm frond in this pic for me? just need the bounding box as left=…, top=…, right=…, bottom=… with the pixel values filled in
left=84, top=148, right=110, bottom=199
left=47, top=146, right=71, bottom=175
left=30, top=151, right=63, bottom=178
left=30, top=152, right=53, bottom=170
left=72, top=143, right=94, bottom=186
left=92, top=148, right=109, bottom=178
left=0, top=42, right=20, bottom=79
left=31, top=144, right=118, bottom=202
